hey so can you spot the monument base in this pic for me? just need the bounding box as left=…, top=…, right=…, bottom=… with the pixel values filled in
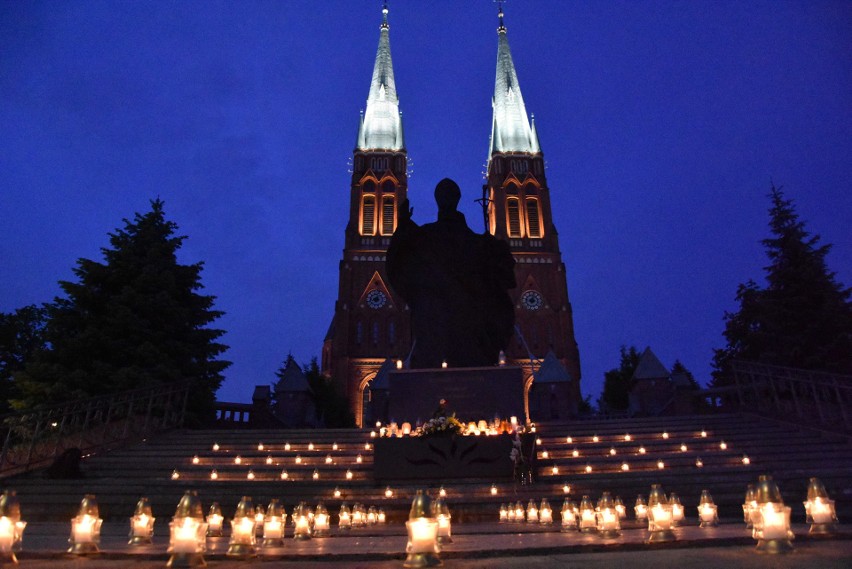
left=374, top=434, right=531, bottom=482
left=387, top=366, right=526, bottom=425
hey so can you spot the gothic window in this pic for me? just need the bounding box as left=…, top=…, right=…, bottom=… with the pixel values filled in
left=370, top=157, right=388, bottom=171
left=526, top=197, right=542, bottom=238
left=361, top=195, right=376, bottom=235
left=388, top=320, right=396, bottom=345
left=381, top=196, right=395, bottom=236
left=507, top=197, right=522, bottom=238
left=372, top=321, right=380, bottom=345
left=356, top=321, right=363, bottom=345
left=382, top=180, right=395, bottom=194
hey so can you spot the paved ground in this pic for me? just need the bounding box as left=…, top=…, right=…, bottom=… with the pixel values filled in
left=7, top=521, right=851, bottom=568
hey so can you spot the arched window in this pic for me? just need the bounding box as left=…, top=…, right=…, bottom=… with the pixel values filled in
left=382, top=180, right=395, bottom=194
left=356, top=321, right=363, bottom=344
left=388, top=320, right=396, bottom=345
left=526, top=197, right=542, bottom=238
left=372, top=321, right=380, bottom=345
left=507, top=197, right=522, bottom=238
left=361, top=195, right=376, bottom=235
left=381, top=196, right=395, bottom=236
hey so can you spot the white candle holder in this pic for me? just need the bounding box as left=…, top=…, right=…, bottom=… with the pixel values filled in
left=804, top=477, right=838, bottom=534
left=69, top=495, right=102, bottom=555
left=262, top=500, right=285, bottom=547
left=167, top=491, right=208, bottom=568
left=578, top=496, right=597, bottom=533
left=646, top=485, right=676, bottom=543
left=752, top=475, right=794, bottom=554
left=404, top=490, right=441, bottom=568
left=561, top=499, right=578, bottom=531
left=698, top=490, right=718, bottom=528
left=0, top=491, right=25, bottom=565
left=226, top=496, right=257, bottom=558
left=128, top=497, right=155, bottom=545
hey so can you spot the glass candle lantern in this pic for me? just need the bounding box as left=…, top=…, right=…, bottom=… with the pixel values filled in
left=262, top=500, right=285, bottom=547
left=561, top=499, right=578, bottom=531
left=367, top=506, right=378, bottom=525
left=595, top=492, right=621, bottom=538
left=539, top=499, right=553, bottom=525
left=0, top=490, right=25, bottom=564
left=514, top=501, right=525, bottom=523
left=253, top=505, right=265, bottom=537
left=404, top=490, right=441, bottom=568
left=526, top=499, right=539, bottom=523
left=804, top=477, right=838, bottom=534
left=352, top=503, right=366, bottom=528
left=646, top=485, right=676, bottom=543
left=743, top=484, right=758, bottom=529
left=338, top=504, right=352, bottom=530
left=634, top=495, right=648, bottom=522
left=206, top=503, right=224, bottom=537
left=669, top=493, right=684, bottom=527
left=433, top=498, right=452, bottom=544
left=499, top=503, right=508, bottom=523
left=578, top=495, right=597, bottom=533
left=313, top=503, right=331, bottom=537
left=378, top=509, right=387, bottom=524
left=698, top=490, right=718, bottom=528
left=128, top=496, right=155, bottom=545
left=167, top=490, right=208, bottom=568
left=69, top=494, right=103, bottom=555
left=227, top=496, right=257, bottom=557
left=752, top=475, right=794, bottom=553
left=614, top=496, right=626, bottom=520
left=293, top=502, right=312, bottom=540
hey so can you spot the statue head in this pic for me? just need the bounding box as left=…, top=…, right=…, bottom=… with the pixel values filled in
left=434, top=178, right=461, bottom=214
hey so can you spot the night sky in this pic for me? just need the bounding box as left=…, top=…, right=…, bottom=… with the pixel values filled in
left=2, top=1, right=850, bottom=405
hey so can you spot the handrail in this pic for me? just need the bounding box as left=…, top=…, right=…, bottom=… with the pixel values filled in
left=0, top=381, right=192, bottom=478
left=725, top=360, right=852, bottom=432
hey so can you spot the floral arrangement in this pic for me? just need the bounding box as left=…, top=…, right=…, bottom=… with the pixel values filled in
left=417, top=414, right=465, bottom=437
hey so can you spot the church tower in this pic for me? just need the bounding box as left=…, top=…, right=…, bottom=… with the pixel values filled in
left=322, top=4, right=410, bottom=426
left=484, top=5, right=582, bottom=414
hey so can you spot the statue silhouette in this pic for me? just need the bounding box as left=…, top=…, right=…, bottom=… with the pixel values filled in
left=387, top=178, right=515, bottom=369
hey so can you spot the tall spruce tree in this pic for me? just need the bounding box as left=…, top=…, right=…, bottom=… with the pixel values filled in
left=712, top=185, right=852, bottom=385
left=13, top=199, right=230, bottom=423
left=598, top=345, right=641, bottom=412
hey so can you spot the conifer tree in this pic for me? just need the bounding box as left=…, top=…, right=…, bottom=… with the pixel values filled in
left=713, top=185, right=851, bottom=384
left=13, top=199, right=229, bottom=423
left=598, top=345, right=641, bottom=412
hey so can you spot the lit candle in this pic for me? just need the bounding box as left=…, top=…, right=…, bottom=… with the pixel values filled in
left=407, top=518, right=438, bottom=553
left=758, top=503, right=790, bottom=540
left=499, top=504, right=508, bottom=522
left=539, top=500, right=553, bottom=525
left=809, top=498, right=834, bottom=524
left=651, top=504, right=673, bottom=530
left=172, top=518, right=201, bottom=553
left=699, top=504, right=717, bottom=525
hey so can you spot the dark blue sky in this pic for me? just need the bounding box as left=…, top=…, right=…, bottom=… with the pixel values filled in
left=2, top=1, right=850, bottom=404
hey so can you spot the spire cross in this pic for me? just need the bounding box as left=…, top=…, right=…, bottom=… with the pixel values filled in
left=381, top=2, right=389, bottom=29
left=496, top=0, right=507, bottom=33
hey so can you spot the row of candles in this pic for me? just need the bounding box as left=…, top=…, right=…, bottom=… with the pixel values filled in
left=496, top=476, right=839, bottom=553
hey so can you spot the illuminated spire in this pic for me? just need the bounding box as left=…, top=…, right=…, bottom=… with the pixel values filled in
left=357, top=3, right=404, bottom=151
left=490, top=3, right=536, bottom=155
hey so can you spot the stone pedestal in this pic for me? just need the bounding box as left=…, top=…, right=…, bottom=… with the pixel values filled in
left=374, top=435, right=521, bottom=482
left=387, top=366, right=526, bottom=425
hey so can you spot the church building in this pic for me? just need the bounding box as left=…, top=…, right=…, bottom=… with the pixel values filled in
left=322, top=5, right=581, bottom=425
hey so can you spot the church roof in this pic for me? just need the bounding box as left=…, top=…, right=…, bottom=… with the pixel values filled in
left=632, top=347, right=671, bottom=381
left=489, top=5, right=537, bottom=156
left=535, top=351, right=573, bottom=383
left=276, top=356, right=310, bottom=392
left=357, top=4, right=404, bottom=151
left=371, top=358, right=396, bottom=390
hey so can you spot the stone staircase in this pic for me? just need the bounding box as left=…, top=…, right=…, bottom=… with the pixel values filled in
left=5, top=413, right=850, bottom=526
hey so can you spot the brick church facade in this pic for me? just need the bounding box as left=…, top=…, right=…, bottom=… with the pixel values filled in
left=322, top=5, right=581, bottom=425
